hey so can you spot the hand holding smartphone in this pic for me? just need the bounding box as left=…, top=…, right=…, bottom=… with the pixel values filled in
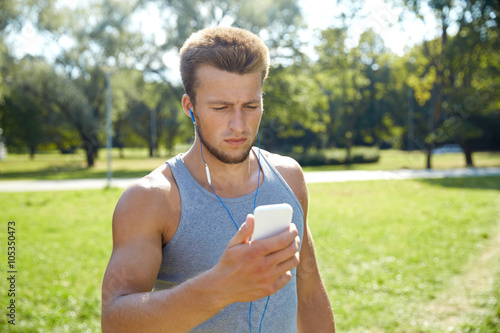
left=251, top=203, right=293, bottom=241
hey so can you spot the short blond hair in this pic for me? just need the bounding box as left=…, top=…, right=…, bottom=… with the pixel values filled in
left=179, top=27, right=270, bottom=105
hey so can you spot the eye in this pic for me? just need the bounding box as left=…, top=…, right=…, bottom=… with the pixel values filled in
left=245, top=105, right=259, bottom=110
left=213, top=106, right=227, bottom=111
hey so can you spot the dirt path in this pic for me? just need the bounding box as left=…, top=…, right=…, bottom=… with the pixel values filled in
left=419, top=219, right=500, bottom=331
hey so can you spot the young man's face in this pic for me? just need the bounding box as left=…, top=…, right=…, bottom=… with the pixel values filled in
left=191, top=65, right=263, bottom=164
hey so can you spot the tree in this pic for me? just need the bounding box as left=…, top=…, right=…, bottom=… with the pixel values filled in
left=53, top=0, right=306, bottom=162
left=1, top=59, right=50, bottom=157
left=0, top=0, right=143, bottom=166
left=52, top=1, right=149, bottom=166
left=112, top=69, right=185, bottom=157
left=0, top=0, right=21, bottom=109
left=439, top=2, right=500, bottom=166
left=38, top=62, right=99, bottom=165
left=314, top=27, right=349, bottom=150
left=2, top=0, right=308, bottom=162
left=313, top=27, right=405, bottom=162
left=0, top=0, right=21, bottom=33
left=354, top=30, right=406, bottom=151
left=261, top=63, right=328, bottom=152
left=397, top=0, right=500, bottom=168
left=151, top=0, right=305, bottom=62
left=0, top=56, right=91, bottom=158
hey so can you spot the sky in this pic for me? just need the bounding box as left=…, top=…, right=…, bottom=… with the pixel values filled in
left=298, top=0, right=441, bottom=57
left=9, top=0, right=444, bottom=74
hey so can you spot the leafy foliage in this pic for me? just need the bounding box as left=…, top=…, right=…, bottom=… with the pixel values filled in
left=0, top=0, right=498, bottom=169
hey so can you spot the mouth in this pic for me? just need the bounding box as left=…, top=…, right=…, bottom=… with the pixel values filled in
left=225, top=138, right=247, bottom=147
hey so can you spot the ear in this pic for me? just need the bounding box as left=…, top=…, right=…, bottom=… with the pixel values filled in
left=181, top=94, right=194, bottom=119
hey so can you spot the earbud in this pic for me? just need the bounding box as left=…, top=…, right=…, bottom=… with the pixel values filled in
left=189, top=108, right=195, bottom=123
left=190, top=107, right=212, bottom=185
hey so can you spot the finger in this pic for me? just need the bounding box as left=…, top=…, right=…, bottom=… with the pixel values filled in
left=275, top=249, right=300, bottom=274
left=227, top=214, right=254, bottom=248
left=266, top=235, right=300, bottom=267
left=272, top=271, right=293, bottom=293
left=255, top=223, right=299, bottom=255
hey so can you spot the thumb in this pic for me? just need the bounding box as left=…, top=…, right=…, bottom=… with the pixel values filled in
left=227, top=214, right=254, bottom=248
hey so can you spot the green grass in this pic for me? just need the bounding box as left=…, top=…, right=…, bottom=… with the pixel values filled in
left=0, top=147, right=188, bottom=181
left=0, top=148, right=499, bottom=180
left=0, top=188, right=122, bottom=332
left=308, top=176, right=500, bottom=332
left=0, top=177, right=499, bottom=332
left=460, top=259, right=500, bottom=333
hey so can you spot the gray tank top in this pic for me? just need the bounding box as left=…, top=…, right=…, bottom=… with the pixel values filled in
left=154, top=147, right=304, bottom=332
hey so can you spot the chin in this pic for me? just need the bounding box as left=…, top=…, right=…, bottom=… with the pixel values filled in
left=219, top=148, right=253, bottom=164
left=197, top=127, right=256, bottom=164
left=206, top=142, right=253, bottom=165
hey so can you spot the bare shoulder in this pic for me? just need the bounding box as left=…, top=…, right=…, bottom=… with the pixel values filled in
left=262, top=151, right=308, bottom=206
left=262, top=150, right=302, bottom=173
left=112, top=163, right=180, bottom=247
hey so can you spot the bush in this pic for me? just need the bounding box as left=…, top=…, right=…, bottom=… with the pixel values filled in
left=289, top=147, right=380, bottom=166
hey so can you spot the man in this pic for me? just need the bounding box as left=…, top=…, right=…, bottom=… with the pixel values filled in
left=101, top=26, right=335, bottom=332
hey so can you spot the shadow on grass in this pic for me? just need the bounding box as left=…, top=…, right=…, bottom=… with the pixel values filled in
left=417, top=176, right=500, bottom=191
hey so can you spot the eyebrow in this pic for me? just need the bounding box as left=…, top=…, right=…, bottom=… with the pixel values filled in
left=207, top=98, right=262, bottom=105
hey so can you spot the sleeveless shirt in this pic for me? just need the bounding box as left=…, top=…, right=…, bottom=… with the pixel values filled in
left=154, top=147, right=304, bottom=332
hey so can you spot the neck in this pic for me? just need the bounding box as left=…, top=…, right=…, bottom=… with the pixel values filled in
left=183, top=142, right=261, bottom=198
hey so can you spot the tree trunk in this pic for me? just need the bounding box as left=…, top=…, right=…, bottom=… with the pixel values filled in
left=81, top=131, right=98, bottom=168
left=85, top=147, right=95, bottom=167
left=30, top=146, right=36, bottom=160
left=461, top=140, right=474, bottom=167
left=464, top=150, right=474, bottom=168
left=425, top=140, right=435, bottom=169
left=426, top=11, right=449, bottom=171
left=426, top=147, right=432, bottom=169
left=345, top=141, right=352, bottom=166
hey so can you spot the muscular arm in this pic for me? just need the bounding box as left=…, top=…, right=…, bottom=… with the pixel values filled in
left=101, top=172, right=300, bottom=332
left=270, top=153, right=336, bottom=332
left=297, top=222, right=336, bottom=332
left=101, top=179, right=224, bottom=332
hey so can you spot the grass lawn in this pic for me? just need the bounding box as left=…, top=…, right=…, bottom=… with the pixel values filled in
left=0, top=148, right=184, bottom=181
left=0, top=188, right=121, bottom=332
left=0, top=176, right=499, bottom=332
left=0, top=147, right=499, bottom=180
left=309, top=176, right=500, bottom=332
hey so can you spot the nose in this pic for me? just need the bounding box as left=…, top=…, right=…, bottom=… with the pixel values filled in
left=228, top=108, right=245, bottom=133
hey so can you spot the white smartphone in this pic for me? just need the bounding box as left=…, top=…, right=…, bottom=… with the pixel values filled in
left=251, top=203, right=293, bottom=241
